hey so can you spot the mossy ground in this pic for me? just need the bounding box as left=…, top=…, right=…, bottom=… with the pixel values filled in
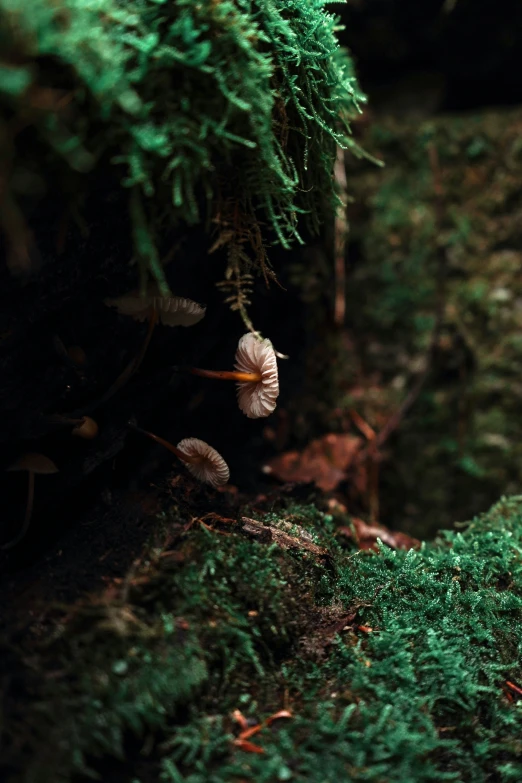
left=3, top=470, right=522, bottom=782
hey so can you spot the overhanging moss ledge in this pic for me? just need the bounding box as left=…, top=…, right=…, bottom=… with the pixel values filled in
left=0, top=0, right=367, bottom=296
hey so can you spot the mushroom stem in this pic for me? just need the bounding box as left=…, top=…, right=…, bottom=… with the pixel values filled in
left=133, top=308, right=159, bottom=374
left=2, top=471, right=34, bottom=551
left=188, top=367, right=262, bottom=383
left=128, top=422, right=198, bottom=464
left=99, top=308, right=158, bottom=404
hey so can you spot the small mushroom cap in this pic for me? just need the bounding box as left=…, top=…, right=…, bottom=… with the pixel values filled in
left=234, top=333, right=279, bottom=418
left=176, top=438, right=230, bottom=487
left=104, top=285, right=205, bottom=327
left=7, top=452, right=59, bottom=475
left=152, top=295, right=206, bottom=327
left=104, top=292, right=152, bottom=321
left=72, top=416, right=99, bottom=440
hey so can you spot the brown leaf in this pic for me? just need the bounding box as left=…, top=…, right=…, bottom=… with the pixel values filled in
left=263, top=433, right=362, bottom=492
left=339, top=517, right=420, bottom=552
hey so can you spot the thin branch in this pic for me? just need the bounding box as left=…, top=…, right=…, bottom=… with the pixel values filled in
left=333, top=146, right=348, bottom=326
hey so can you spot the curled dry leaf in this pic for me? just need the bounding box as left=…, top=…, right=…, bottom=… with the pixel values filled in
left=263, top=433, right=362, bottom=492
left=338, top=516, right=420, bottom=552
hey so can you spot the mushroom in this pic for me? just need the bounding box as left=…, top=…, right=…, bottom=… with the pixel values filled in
left=184, top=333, right=279, bottom=418
left=176, top=438, right=230, bottom=487
left=2, top=453, right=59, bottom=550
left=72, top=416, right=99, bottom=440
left=105, top=286, right=206, bottom=328
left=48, top=414, right=99, bottom=440
left=102, top=286, right=206, bottom=403
left=128, top=423, right=229, bottom=487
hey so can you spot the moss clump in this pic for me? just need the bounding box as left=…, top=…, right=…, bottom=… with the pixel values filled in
left=0, top=0, right=366, bottom=298
left=3, top=492, right=522, bottom=781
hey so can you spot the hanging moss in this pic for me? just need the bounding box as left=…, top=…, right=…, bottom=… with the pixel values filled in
left=0, top=0, right=367, bottom=298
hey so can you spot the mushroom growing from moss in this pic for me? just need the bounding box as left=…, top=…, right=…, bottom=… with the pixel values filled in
left=128, top=423, right=229, bottom=487
left=102, top=286, right=206, bottom=403
left=186, top=333, right=279, bottom=418
left=2, top=453, right=59, bottom=550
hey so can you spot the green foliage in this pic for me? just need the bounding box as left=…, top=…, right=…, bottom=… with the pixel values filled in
left=4, top=495, right=522, bottom=781
left=0, top=0, right=366, bottom=300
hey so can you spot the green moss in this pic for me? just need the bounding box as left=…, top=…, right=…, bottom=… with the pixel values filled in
left=3, top=495, right=522, bottom=781
left=0, top=0, right=366, bottom=300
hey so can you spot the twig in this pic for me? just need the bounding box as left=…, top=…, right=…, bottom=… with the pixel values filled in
left=349, top=409, right=379, bottom=522
left=239, top=517, right=332, bottom=566
left=333, top=146, right=348, bottom=326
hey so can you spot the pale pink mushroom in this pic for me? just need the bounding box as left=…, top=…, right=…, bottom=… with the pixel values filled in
left=128, top=424, right=229, bottom=487
left=176, top=438, right=230, bottom=487
left=102, top=286, right=206, bottom=403
left=187, top=333, right=279, bottom=419
left=234, top=333, right=279, bottom=418
left=105, top=286, right=206, bottom=327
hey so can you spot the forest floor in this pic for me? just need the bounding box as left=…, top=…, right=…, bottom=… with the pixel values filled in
left=2, top=458, right=522, bottom=783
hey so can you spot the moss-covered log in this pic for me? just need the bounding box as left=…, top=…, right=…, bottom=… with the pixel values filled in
left=2, top=484, right=522, bottom=781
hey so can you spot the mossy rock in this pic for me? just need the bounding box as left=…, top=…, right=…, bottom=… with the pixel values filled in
left=2, top=483, right=522, bottom=782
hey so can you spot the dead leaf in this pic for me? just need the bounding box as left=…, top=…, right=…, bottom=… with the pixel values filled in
left=263, top=433, right=362, bottom=492
left=338, top=517, right=420, bottom=551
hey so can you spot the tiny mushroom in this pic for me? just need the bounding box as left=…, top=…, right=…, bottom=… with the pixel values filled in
left=128, top=423, right=229, bottom=487
left=102, top=285, right=206, bottom=403
left=2, top=452, right=59, bottom=550
left=104, top=284, right=206, bottom=328
left=48, top=414, right=99, bottom=439
left=72, top=416, right=99, bottom=440
left=176, top=438, right=230, bottom=487
left=187, top=333, right=279, bottom=418
left=234, top=333, right=279, bottom=418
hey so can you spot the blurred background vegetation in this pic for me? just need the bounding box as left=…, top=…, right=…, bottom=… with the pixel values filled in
left=284, top=0, right=522, bottom=537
